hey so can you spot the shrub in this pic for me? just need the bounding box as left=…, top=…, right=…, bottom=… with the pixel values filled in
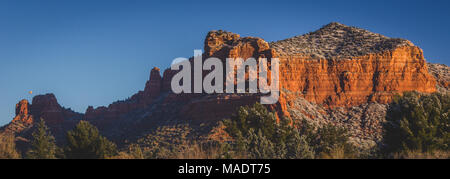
left=110, top=144, right=144, bottom=159
left=26, top=119, right=57, bottom=159
left=224, top=103, right=277, bottom=141
left=245, top=128, right=278, bottom=159
left=132, top=124, right=232, bottom=159
left=286, top=129, right=315, bottom=159
left=64, top=121, right=117, bottom=159
left=392, top=150, right=449, bottom=159
left=137, top=124, right=191, bottom=159
left=300, top=123, right=356, bottom=159
left=0, top=133, right=20, bottom=159
left=223, top=103, right=315, bottom=159
left=383, top=92, right=449, bottom=156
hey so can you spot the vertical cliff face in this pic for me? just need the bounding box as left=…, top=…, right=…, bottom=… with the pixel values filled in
left=278, top=46, right=436, bottom=107
left=12, top=100, right=33, bottom=125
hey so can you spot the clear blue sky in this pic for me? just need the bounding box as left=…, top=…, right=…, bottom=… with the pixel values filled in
left=0, top=0, right=449, bottom=125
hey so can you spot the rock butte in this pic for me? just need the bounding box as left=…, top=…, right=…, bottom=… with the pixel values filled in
left=1, top=22, right=443, bottom=149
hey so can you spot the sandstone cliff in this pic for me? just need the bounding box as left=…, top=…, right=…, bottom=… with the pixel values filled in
left=272, top=23, right=435, bottom=108
left=199, top=24, right=436, bottom=120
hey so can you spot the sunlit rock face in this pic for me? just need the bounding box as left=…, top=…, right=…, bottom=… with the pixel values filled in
left=199, top=23, right=436, bottom=119
left=12, top=99, right=33, bottom=125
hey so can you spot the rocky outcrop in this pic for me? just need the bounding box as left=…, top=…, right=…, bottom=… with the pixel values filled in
left=12, top=100, right=33, bottom=125
left=1, top=100, right=34, bottom=134
left=30, top=94, right=65, bottom=125
left=144, top=67, right=163, bottom=100
left=205, top=30, right=274, bottom=60
left=428, top=63, right=449, bottom=94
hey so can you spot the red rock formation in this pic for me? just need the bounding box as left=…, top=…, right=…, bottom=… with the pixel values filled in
left=30, top=94, right=66, bottom=125
left=199, top=29, right=437, bottom=120
left=137, top=28, right=436, bottom=123
left=2, top=23, right=440, bottom=147
left=277, top=46, right=436, bottom=107
left=3, top=93, right=82, bottom=137
left=144, top=67, right=162, bottom=100
left=12, top=99, right=33, bottom=125
left=205, top=30, right=274, bottom=60
left=205, top=30, right=241, bottom=57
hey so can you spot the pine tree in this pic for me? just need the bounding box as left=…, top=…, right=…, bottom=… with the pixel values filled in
left=26, top=118, right=57, bottom=159
left=384, top=92, right=449, bottom=154
left=64, top=121, right=117, bottom=159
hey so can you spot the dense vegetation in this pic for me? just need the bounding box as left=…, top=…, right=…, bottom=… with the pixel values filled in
left=223, top=103, right=356, bottom=159
left=1, top=120, right=117, bottom=159
left=26, top=119, right=57, bottom=159
left=64, top=121, right=117, bottom=159
left=0, top=92, right=448, bottom=159
left=223, top=103, right=312, bottom=159
left=383, top=92, right=449, bottom=158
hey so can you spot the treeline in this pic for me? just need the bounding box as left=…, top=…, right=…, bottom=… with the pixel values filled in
left=383, top=92, right=449, bottom=158
left=0, top=91, right=448, bottom=159
left=1, top=119, right=118, bottom=159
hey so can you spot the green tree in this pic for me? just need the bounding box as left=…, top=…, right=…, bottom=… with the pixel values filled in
left=26, top=118, right=57, bottom=159
left=224, top=103, right=278, bottom=142
left=64, top=121, right=117, bottom=159
left=384, top=92, right=449, bottom=155
left=224, top=103, right=315, bottom=159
